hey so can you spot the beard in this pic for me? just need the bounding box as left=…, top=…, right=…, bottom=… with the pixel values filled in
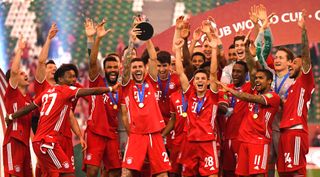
left=105, top=72, right=119, bottom=85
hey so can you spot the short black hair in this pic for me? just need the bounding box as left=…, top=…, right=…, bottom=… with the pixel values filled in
left=256, top=69, right=273, bottom=81
left=45, top=60, right=56, bottom=66
left=191, top=52, right=205, bottom=61
left=157, top=51, right=171, bottom=64
left=103, top=56, right=118, bottom=68
left=199, top=61, right=211, bottom=69
left=277, top=47, right=295, bottom=61
left=234, top=61, right=249, bottom=73
left=54, top=64, right=79, bottom=83
left=5, top=69, right=11, bottom=82
left=229, top=44, right=235, bottom=49
left=130, top=58, right=145, bottom=65
left=233, top=35, right=245, bottom=45
left=194, top=68, right=209, bottom=79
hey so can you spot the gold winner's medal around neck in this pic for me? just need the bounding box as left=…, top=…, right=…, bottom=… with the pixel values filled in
left=139, top=102, right=144, bottom=108
left=182, top=112, right=187, bottom=118
left=113, top=105, right=118, bottom=110
left=253, top=113, right=258, bottom=119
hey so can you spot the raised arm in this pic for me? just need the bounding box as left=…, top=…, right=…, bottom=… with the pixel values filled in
left=298, top=9, right=311, bottom=72
left=174, top=38, right=189, bottom=92
left=122, top=19, right=141, bottom=85
left=85, top=18, right=96, bottom=57
left=35, top=23, right=58, bottom=82
left=146, top=39, right=158, bottom=80
left=208, top=39, right=218, bottom=92
left=172, top=16, right=184, bottom=53
left=189, top=27, right=202, bottom=55
left=89, top=19, right=111, bottom=80
left=9, top=37, right=25, bottom=88
left=76, top=84, right=118, bottom=98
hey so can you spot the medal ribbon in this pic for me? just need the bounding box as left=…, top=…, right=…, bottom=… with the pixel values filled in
left=104, top=79, right=118, bottom=105
left=275, top=73, right=289, bottom=95
left=157, top=74, right=171, bottom=99
left=136, top=82, right=146, bottom=104
left=196, top=97, right=205, bottom=114
left=181, top=92, right=188, bottom=113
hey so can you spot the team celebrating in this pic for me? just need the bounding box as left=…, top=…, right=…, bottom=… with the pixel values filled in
left=3, top=4, right=315, bottom=177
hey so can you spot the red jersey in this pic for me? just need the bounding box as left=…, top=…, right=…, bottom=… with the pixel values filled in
left=4, top=83, right=32, bottom=146
left=33, top=85, right=79, bottom=142
left=169, top=90, right=187, bottom=141
left=121, top=74, right=165, bottom=134
left=184, top=86, right=219, bottom=141
left=89, top=75, right=122, bottom=138
left=280, top=69, right=315, bottom=133
left=155, top=73, right=181, bottom=123
left=238, top=91, right=280, bottom=144
left=224, top=82, right=252, bottom=140
left=34, top=79, right=51, bottom=98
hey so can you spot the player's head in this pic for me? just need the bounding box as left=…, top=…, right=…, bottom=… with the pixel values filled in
left=274, top=47, right=294, bottom=73
left=157, top=51, right=171, bottom=79
left=232, top=61, right=248, bottom=87
left=288, top=55, right=303, bottom=79
left=202, top=38, right=212, bottom=61
left=193, top=69, right=210, bottom=93
left=191, top=52, right=205, bottom=69
left=228, top=44, right=237, bottom=62
left=54, top=64, right=79, bottom=86
left=199, top=61, right=211, bottom=74
left=255, top=69, right=273, bottom=93
left=130, top=58, right=146, bottom=84
left=233, top=35, right=246, bottom=61
left=45, top=60, right=57, bottom=81
left=103, top=56, right=119, bottom=85
left=141, top=46, right=160, bottom=65
left=5, top=69, right=29, bottom=87
left=107, top=53, right=121, bottom=62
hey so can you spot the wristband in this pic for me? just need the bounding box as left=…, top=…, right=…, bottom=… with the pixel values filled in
left=108, top=86, right=113, bottom=92
left=8, top=114, right=13, bottom=120
left=218, top=44, right=223, bottom=50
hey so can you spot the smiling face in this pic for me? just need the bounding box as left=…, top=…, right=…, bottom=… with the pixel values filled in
left=232, top=63, right=247, bottom=87
left=193, top=72, right=209, bottom=93
left=288, top=57, right=302, bottom=79
left=104, top=61, right=119, bottom=85
left=131, top=60, right=146, bottom=83
left=18, top=70, right=29, bottom=87
left=255, top=71, right=272, bottom=93
left=60, top=70, right=77, bottom=86
left=274, top=50, right=290, bottom=72
left=234, top=39, right=246, bottom=61
left=157, top=61, right=170, bottom=80
left=228, top=48, right=237, bottom=62
left=192, top=55, right=205, bottom=69
left=45, top=63, right=57, bottom=81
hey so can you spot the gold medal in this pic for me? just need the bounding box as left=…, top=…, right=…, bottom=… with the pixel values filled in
left=113, top=105, right=118, bottom=110
left=138, top=103, right=144, bottom=108
left=253, top=113, right=258, bottom=119
left=182, top=112, right=187, bottom=117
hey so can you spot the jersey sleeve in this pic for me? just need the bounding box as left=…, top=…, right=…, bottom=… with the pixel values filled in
left=64, top=86, right=80, bottom=100
left=261, top=92, right=280, bottom=107
left=89, top=75, right=105, bottom=88
left=33, top=93, right=43, bottom=107
left=218, top=89, right=229, bottom=105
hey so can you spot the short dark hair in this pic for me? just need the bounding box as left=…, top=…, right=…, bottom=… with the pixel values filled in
left=103, top=56, right=118, bottom=68
left=194, top=68, right=209, bottom=79
left=141, top=46, right=160, bottom=65
left=229, top=44, right=235, bottom=49
left=107, top=53, right=120, bottom=58
left=234, top=61, right=248, bottom=73
left=157, top=51, right=171, bottom=64
left=130, top=58, right=145, bottom=65
left=191, top=52, right=205, bottom=61
left=199, top=61, right=211, bottom=69
left=45, top=60, right=56, bottom=66
left=233, top=35, right=245, bottom=45
left=5, top=69, right=11, bottom=82
left=277, top=47, right=295, bottom=61
left=54, top=64, right=79, bottom=83
left=256, top=69, right=273, bottom=81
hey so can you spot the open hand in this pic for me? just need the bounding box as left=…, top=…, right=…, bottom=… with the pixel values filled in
left=96, top=19, right=112, bottom=39
left=47, top=23, right=58, bottom=40
left=84, top=18, right=96, bottom=37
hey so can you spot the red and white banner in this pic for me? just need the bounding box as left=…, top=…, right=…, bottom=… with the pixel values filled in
left=138, top=0, right=320, bottom=54
left=0, top=68, right=8, bottom=177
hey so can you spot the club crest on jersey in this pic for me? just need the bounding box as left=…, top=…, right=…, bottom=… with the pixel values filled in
left=62, top=161, right=70, bottom=169
left=86, top=153, right=92, bottom=160
left=169, top=82, right=175, bottom=89
left=126, top=157, right=133, bottom=164
left=14, top=165, right=21, bottom=172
